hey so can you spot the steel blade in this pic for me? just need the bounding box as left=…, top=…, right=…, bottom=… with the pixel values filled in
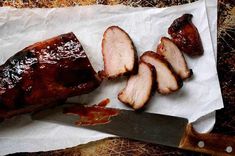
left=32, top=106, right=188, bottom=148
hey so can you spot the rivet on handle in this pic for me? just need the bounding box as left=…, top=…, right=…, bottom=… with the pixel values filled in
left=197, top=141, right=205, bottom=148
left=225, top=146, right=233, bottom=153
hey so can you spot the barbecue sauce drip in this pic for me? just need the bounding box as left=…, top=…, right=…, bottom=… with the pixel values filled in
left=96, top=98, right=110, bottom=107
left=63, top=98, right=120, bottom=126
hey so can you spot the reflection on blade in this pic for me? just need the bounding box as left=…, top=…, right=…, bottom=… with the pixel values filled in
left=32, top=106, right=188, bottom=148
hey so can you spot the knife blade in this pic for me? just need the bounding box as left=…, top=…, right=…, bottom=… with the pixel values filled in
left=32, top=106, right=235, bottom=156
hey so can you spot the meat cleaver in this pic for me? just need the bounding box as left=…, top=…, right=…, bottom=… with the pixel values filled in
left=32, top=106, right=235, bottom=156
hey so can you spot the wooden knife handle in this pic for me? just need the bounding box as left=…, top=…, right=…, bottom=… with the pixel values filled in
left=179, top=124, right=235, bottom=156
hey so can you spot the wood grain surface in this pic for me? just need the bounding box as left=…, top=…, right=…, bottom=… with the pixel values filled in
left=1, top=0, right=234, bottom=155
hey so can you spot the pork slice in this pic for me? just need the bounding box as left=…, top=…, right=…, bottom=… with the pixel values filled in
left=141, top=51, right=183, bottom=94
left=118, top=62, right=155, bottom=110
left=157, top=37, right=193, bottom=80
left=102, top=26, right=138, bottom=79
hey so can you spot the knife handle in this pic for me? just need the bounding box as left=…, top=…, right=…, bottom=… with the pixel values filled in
left=179, top=124, right=235, bottom=156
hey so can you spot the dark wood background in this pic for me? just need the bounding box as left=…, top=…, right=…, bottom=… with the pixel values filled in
left=0, top=0, right=234, bottom=155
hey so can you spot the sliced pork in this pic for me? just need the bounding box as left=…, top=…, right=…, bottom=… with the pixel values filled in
left=157, top=37, right=193, bottom=80
left=168, top=14, right=204, bottom=56
left=141, top=51, right=182, bottom=94
left=101, top=26, right=138, bottom=78
left=118, top=62, right=155, bottom=110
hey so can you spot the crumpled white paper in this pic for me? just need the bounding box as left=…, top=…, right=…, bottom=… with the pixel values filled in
left=0, top=0, right=223, bottom=155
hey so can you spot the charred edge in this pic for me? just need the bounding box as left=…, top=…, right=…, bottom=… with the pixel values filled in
left=141, top=50, right=169, bottom=64
left=97, top=70, right=107, bottom=80
left=95, top=73, right=103, bottom=84
left=140, top=52, right=158, bottom=94
left=143, top=61, right=157, bottom=96
left=183, top=69, right=193, bottom=80
left=22, top=32, right=77, bottom=51
left=189, top=69, right=193, bottom=77
left=130, top=42, right=139, bottom=75
left=117, top=90, right=135, bottom=109
left=163, top=60, right=183, bottom=93
left=101, top=27, right=109, bottom=78
left=105, top=70, right=132, bottom=80
left=168, top=14, right=193, bottom=34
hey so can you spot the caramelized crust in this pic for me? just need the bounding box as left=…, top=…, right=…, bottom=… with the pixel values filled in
left=168, top=14, right=204, bottom=56
left=0, top=32, right=101, bottom=119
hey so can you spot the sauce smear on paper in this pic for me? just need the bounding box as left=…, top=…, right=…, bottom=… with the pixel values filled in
left=96, top=98, right=110, bottom=107
left=63, top=98, right=120, bottom=126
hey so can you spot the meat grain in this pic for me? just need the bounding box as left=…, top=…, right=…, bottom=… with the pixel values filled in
left=157, top=37, right=193, bottom=80
left=141, top=51, right=182, bottom=94
left=118, top=62, right=155, bottom=110
left=102, top=26, right=138, bottom=78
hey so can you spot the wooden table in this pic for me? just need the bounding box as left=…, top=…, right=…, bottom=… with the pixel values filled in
left=1, top=0, right=234, bottom=155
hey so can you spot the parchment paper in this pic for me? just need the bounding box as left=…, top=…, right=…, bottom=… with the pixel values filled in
left=0, top=0, right=223, bottom=155
left=205, top=0, right=217, bottom=60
